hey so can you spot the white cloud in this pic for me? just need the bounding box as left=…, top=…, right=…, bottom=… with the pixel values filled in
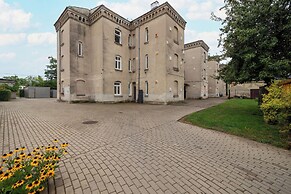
left=0, top=33, right=26, bottom=46
left=185, top=30, right=222, bottom=55
left=0, top=52, right=16, bottom=60
left=186, top=0, right=225, bottom=20
left=27, top=33, right=56, bottom=45
left=0, top=0, right=32, bottom=31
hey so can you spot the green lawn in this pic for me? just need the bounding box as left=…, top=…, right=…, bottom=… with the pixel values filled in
left=185, top=99, right=288, bottom=148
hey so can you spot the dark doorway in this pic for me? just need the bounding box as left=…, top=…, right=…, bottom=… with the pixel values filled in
left=133, top=82, right=136, bottom=102
left=184, top=84, right=189, bottom=99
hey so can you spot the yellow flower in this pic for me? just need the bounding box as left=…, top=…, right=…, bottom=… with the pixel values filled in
left=7, top=151, right=14, bottom=157
left=14, top=156, right=21, bottom=163
left=14, top=148, right=20, bottom=152
left=38, top=186, right=45, bottom=191
left=25, top=174, right=32, bottom=179
left=47, top=170, right=55, bottom=177
left=0, top=166, right=2, bottom=171
left=2, top=153, right=8, bottom=159
left=32, top=180, right=40, bottom=187
left=21, top=146, right=26, bottom=151
left=53, top=139, right=58, bottom=143
left=19, top=152, right=26, bottom=158
left=1, top=172, right=11, bottom=181
left=26, top=153, right=32, bottom=159
left=14, top=163, right=23, bottom=170
left=31, top=160, right=39, bottom=167
left=34, top=147, right=40, bottom=152
left=28, top=191, right=36, bottom=194
left=26, top=183, right=34, bottom=190
left=7, top=167, right=14, bottom=172
left=17, top=180, right=25, bottom=186
left=61, top=143, right=69, bottom=148
left=12, top=182, right=19, bottom=189
left=40, top=175, right=46, bottom=182
left=63, top=150, right=68, bottom=155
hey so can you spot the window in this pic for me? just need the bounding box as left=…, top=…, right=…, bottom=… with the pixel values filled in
left=128, top=82, right=132, bottom=96
left=78, top=42, right=83, bottom=56
left=204, top=52, right=207, bottom=63
left=174, top=26, right=178, bottom=44
left=173, top=54, right=179, bottom=71
left=128, top=35, right=132, bottom=47
left=76, top=80, right=85, bottom=96
left=115, top=29, right=121, bottom=44
left=132, top=34, right=136, bottom=47
left=145, top=27, right=149, bottom=43
left=115, top=56, right=122, bottom=70
left=114, top=81, right=122, bottom=96
left=128, top=59, right=132, bottom=72
left=144, top=54, right=149, bottom=70
left=132, top=58, right=136, bottom=72
left=173, top=81, right=178, bottom=97
left=145, top=81, right=148, bottom=96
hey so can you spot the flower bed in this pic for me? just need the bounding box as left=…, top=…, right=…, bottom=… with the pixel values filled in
left=0, top=140, right=68, bottom=194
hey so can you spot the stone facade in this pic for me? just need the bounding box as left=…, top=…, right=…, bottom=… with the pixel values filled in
left=184, top=40, right=209, bottom=99
left=55, top=2, right=212, bottom=103
left=207, top=60, right=225, bottom=97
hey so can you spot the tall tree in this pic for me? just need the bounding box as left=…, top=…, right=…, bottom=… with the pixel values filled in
left=44, top=56, right=57, bottom=81
left=214, top=0, right=291, bottom=84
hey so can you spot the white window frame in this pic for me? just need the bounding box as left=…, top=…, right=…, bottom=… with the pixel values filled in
left=145, top=27, right=149, bottom=43
left=114, top=81, right=122, bottom=96
left=145, top=81, right=149, bottom=96
left=144, top=54, right=149, bottom=70
left=115, top=29, right=122, bottom=44
left=78, top=41, right=83, bottom=56
left=115, top=55, right=122, bottom=70
left=128, top=59, right=132, bottom=72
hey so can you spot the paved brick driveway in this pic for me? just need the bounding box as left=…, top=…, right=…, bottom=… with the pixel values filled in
left=0, top=98, right=290, bottom=194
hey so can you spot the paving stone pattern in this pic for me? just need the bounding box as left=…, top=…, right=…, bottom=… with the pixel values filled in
left=0, top=98, right=290, bottom=194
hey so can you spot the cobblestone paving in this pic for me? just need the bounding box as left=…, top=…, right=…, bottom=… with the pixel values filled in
left=1, top=98, right=290, bottom=194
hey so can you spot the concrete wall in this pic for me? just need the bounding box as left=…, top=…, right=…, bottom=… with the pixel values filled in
left=24, top=87, right=50, bottom=98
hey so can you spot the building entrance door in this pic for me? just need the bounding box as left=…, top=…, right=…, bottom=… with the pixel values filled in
left=133, top=82, right=136, bottom=102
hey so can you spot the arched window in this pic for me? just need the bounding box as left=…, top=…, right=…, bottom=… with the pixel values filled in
left=145, top=27, right=149, bottom=43
left=115, top=29, right=121, bottom=44
left=145, top=81, right=149, bottom=96
left=173, top=54, right=179, bottom=71
left=77, top=41, right=83, bottom=56
left=115, top=55, right=122, bottom=70
left=114, top=81, right=122, bottom=96
left=144, top=54, right=149, bottom=70
left=173, top=80, right=178, bottom=97
left=174, top=26, right=178, bottom=44
left=76, top=80, right=85, bottom=96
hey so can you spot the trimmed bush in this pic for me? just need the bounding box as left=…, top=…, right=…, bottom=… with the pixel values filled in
left=0, top=89, right=11, bottom=101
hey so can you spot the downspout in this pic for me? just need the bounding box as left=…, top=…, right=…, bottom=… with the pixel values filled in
left=137, top=25, right=142, bottom=103
left=57, top=30, right=61, bottom=101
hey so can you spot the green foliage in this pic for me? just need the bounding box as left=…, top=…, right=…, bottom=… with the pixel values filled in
left=260, top=81, right=291, bottom=128
left=185, top=99, right=288, bottom=148
left=0, top=141, right=68, bottom=194
left=214, top=0, right=291, bottom=84
left=0, top=89, right=11, bottom=101
left=44, top=57, right=57, bottom=81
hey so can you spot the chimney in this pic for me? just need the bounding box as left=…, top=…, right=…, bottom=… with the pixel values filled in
left=151, top=1, right=159, bottom=10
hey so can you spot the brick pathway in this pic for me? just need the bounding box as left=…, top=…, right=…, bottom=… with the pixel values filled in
left=0, top=98, right=290, bottom=194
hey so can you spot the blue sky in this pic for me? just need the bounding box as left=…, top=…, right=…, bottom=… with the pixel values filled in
left=0, top=0, right=225, bottom=78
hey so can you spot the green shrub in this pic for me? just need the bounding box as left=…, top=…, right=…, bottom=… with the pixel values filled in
left=0, top=89, right=11, bottom=101
left=260, top=81, right=291, bottom=149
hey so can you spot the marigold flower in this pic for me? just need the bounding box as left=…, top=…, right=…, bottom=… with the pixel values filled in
left=38, top=186, right=45, bottom=191
left=25, top=174, right=32, bottom=179
left=25, top=183, right=34, bottom=190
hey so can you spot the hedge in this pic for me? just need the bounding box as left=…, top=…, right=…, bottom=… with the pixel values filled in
left=0, top=89, right=11, bottom=101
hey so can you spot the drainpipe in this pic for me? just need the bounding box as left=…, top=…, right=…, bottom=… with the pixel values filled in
left=137, top=24, right=143, bottom=103
left=57, top=30, right=61, bottom=101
